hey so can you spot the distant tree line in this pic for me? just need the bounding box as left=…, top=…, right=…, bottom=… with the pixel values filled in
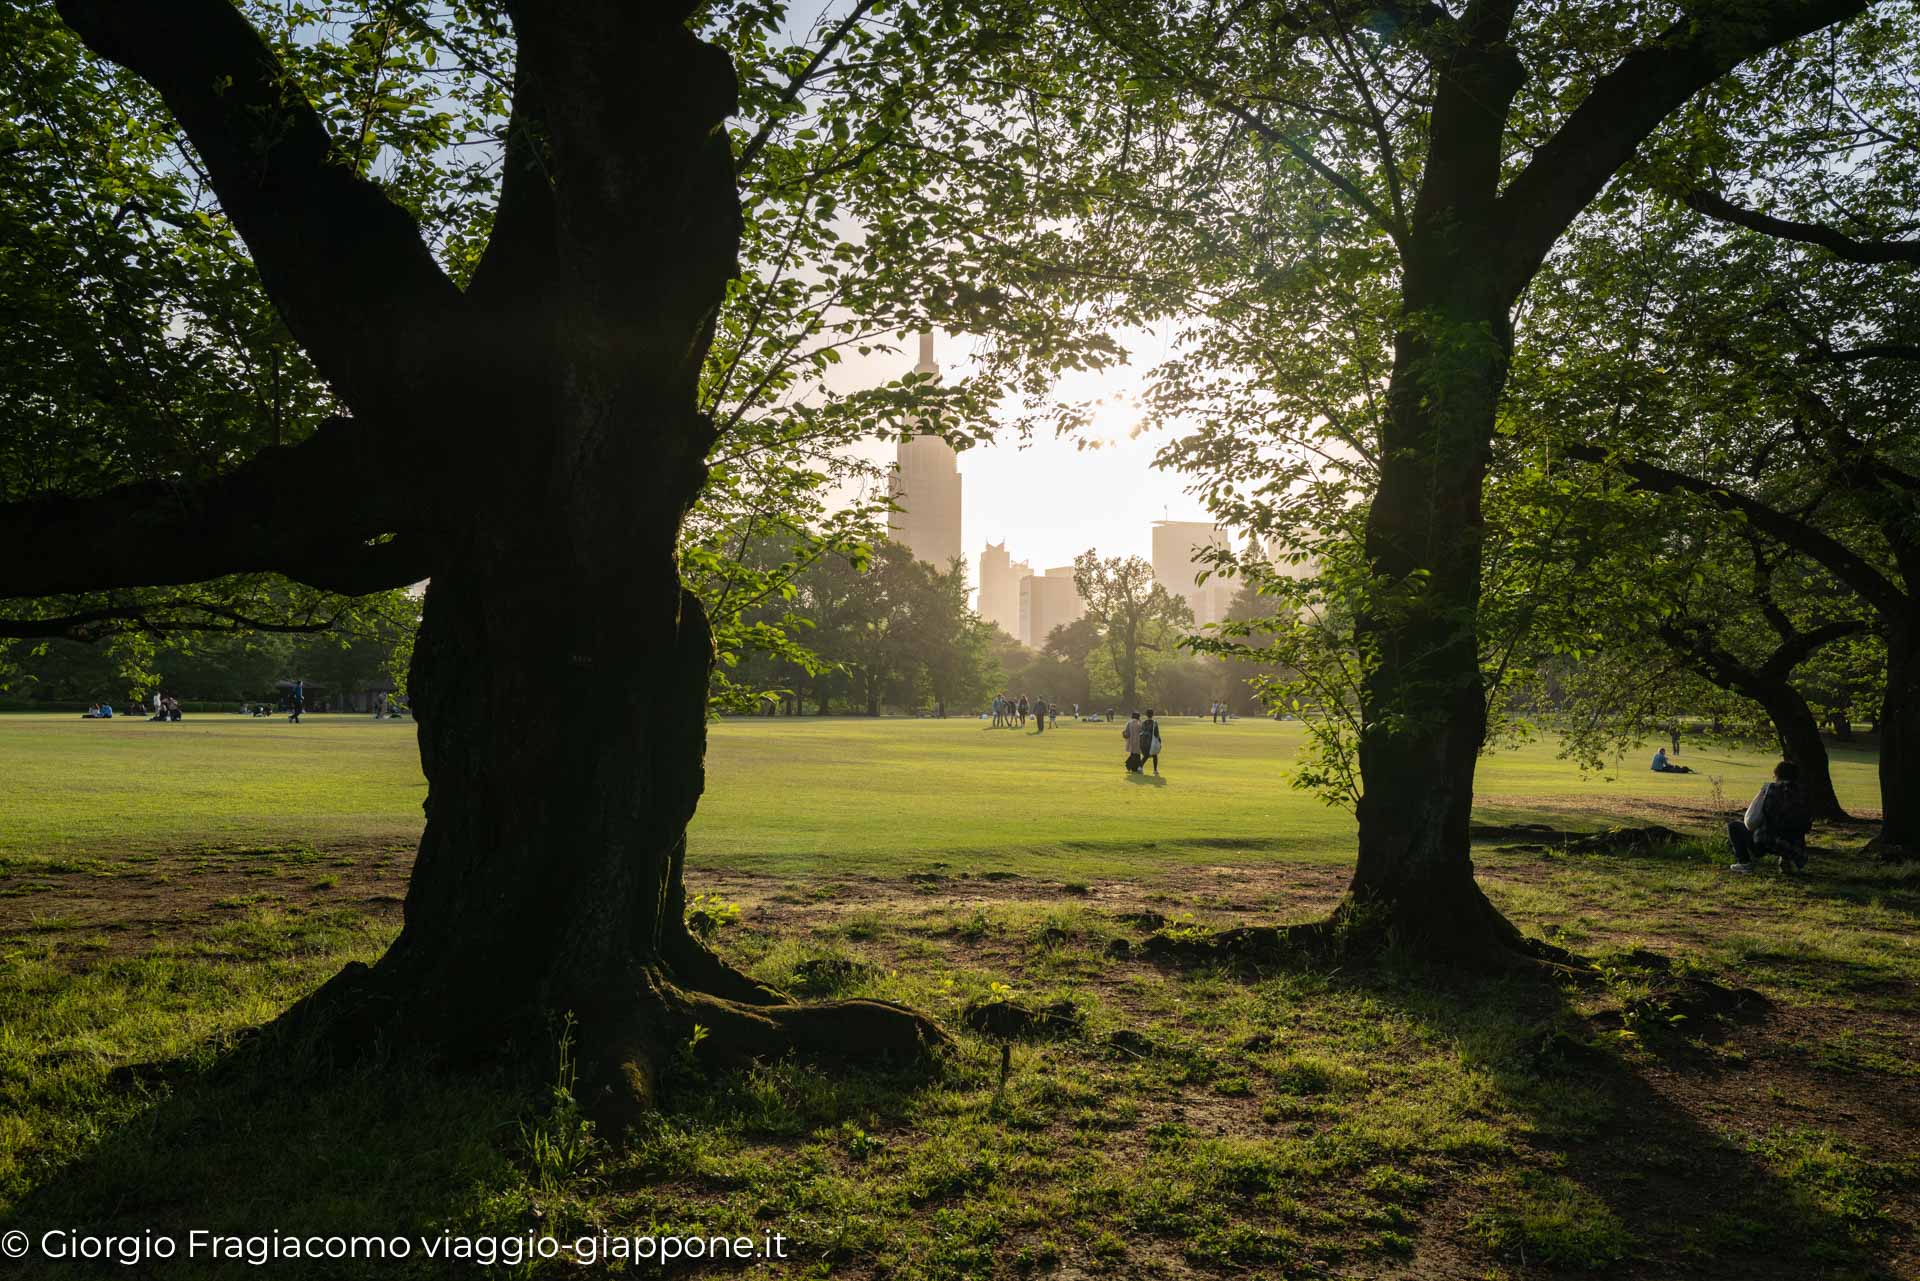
left=3, top=590, right=419, bottom=710
left=723, top=539, right=1293, bottom=718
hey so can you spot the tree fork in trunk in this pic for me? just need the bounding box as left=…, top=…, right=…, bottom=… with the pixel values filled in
left=1267, top=0, right=1875, bottom=965
left=33, top=0, right=951, bottom=1113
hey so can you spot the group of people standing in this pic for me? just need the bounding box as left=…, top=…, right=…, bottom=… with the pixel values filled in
left=1122, top=710, right=1163, bottom=775
left=1207, top=701, right=1231, bottom=723
left=990, top=692, right=1060, bottom=732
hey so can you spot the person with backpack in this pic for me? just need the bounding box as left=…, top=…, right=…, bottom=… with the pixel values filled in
left=1122, top=711, right=1143, bottom=772
left=1729, top=760, right=1812, bottom=873
left=1139, top=709, right=1163, bottom=776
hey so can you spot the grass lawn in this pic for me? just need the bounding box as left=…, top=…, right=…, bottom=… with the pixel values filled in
left=0, top=713, right=1913, bottom=1279
left=0, top=712, right=1887, bottom=874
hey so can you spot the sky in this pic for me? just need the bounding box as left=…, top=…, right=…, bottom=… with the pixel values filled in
left=762, top=0, right=1226, bottom=580
left=830, top=328, right=1219, bottom=578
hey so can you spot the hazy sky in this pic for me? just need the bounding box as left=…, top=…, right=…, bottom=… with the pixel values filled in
left=832, top=329, right=1217, bottom=578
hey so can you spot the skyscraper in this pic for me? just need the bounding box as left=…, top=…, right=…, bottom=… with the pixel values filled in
left=886, top=333, right=964, bottom=573
left=976, top=540, right=1031, bottom=639
left=1020, top=565, right=1086, bottom=650
left=1151, top=520, right=1236, bottom=625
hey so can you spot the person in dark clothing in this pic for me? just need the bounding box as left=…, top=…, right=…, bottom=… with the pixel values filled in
left=1139, top=709, right=1162, bottom=776
left=1033, top=697, right=1047, bottom=734
left=289, top=678, right=305, bottom=723
left=1729, top=760, right=1814, bottom=873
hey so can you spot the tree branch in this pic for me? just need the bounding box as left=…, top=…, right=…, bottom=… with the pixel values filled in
left=0, top=603, right=344, bottom=643
left=1075, top=0, right=1408, bottom=247
left=1757, top=617, right=1866, bottom=683
left=0, top=417, right=424, bottom=598
left=54, top=0, right=463, bottom=414
left=1683, top=187, right=1920, bottom=265
left=1493, top=0, right=1874, bottom=294
left=1562, top=442, right=1901, bottom=618
left=735, top=0, right=884, bottom=175
left=1798, top=342, right=1920, bottom=364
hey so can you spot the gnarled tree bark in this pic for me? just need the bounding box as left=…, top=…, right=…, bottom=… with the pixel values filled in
left=9, top=0, right=947, bottom=1114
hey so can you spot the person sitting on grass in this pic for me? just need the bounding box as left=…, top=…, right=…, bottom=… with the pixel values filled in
left=1651, top=747, right=1694, bottom=774
left=1729, top=760, right=1813, bottom=874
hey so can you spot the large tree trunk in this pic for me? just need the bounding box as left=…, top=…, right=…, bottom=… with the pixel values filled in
left=1755, top=685, right=1848, bottom=821
left=302, top=555, right=940, bottom=1114
left=1348, top=281, right=1538, bottom=963
left=1872, top=617, right=1920, bottom=857
left=1325, top=9, right=1553, bottom=968
left=278, top=8, right=944, bottom=1112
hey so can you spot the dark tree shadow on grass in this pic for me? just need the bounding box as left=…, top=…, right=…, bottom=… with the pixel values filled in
left=1450, top=973, right=1911, bottom=1280
left=1, top=1022, right=949, bottom=1280
left=1140, top=940, right=1915, bottom=1280
left=2, top=1033, right=533, bottom=1279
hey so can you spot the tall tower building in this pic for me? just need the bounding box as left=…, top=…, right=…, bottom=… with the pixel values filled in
left=977, top=540, right=1031, bottom=639
left=1151, top=520, right=1235, bottom=626
left=1020, top=566, right=1086, bottom=650
left=886, top=333, right=964, bottom=573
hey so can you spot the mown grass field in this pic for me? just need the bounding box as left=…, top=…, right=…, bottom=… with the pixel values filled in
left=0, top=712, right=1914, bottom=1280
left=0, top=711, right=1888, bottom=872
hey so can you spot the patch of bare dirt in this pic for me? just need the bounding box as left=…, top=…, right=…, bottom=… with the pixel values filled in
left=690, top=862, right=1356, bottom=936
left=0, top=840, right=414, bottom=964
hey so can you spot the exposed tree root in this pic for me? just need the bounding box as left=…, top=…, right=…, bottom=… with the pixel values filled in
left=1138, top=888, right=1591, bottom=978
left=273, top=943, right=951, bottom=1137
left=585, top=971, right=951, bottom=1131
left=661, top=928, right=789, bottom=1007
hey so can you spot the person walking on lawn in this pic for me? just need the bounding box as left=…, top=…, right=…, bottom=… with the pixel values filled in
left=1139, top=709, right=1163, bottom=776
left=1729, top=760, right=1813, bottom=874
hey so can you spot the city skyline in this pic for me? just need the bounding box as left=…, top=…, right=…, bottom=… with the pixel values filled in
left=835, top=328, right=1219, bottom=574
left=878, top=335, right=1268, bottom=648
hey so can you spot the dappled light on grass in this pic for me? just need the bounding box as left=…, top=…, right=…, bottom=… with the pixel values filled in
left=0, top=716, right=1913, bottom=1276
